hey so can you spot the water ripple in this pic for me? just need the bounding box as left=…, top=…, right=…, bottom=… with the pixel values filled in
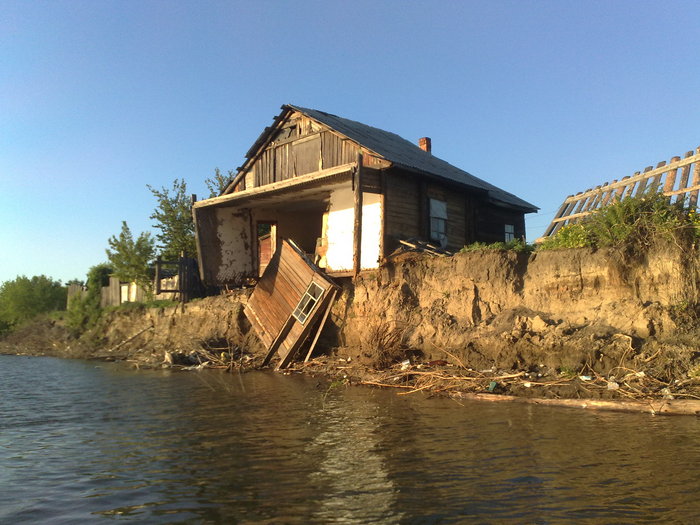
left=1, top=355, right=700, bottom=523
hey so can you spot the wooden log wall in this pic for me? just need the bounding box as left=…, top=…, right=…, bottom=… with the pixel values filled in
left=543, top=147, right=700, bottom=237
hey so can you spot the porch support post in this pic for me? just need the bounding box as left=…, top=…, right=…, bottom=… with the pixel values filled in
left=353, top=153, right=363, bottom=276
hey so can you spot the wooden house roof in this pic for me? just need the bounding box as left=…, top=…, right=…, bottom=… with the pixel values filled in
left=229, top=104, right=537, bottom=212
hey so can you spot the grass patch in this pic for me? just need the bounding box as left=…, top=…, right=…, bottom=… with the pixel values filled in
left=539, top=192, right=700, bottom=252
left=460, top=238, right=534, bottom=254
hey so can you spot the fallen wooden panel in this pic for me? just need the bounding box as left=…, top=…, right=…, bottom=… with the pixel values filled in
left=245, top=239, right=339, bottom=369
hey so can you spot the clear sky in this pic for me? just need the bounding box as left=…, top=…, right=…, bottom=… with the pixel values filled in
left=2, top=0, right=699, bottom=284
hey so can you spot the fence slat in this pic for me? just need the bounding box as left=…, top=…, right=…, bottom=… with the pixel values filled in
left=689, top=147, right=700, bottom=208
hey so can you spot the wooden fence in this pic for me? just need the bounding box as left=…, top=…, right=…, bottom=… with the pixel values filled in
left=542, top=146, right=700, bottom=238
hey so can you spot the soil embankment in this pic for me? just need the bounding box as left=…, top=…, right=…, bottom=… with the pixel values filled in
left=4, top=244, right=700, bottom=410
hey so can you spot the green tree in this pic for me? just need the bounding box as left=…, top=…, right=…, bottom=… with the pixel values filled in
left=105, top=221, right=155, bottom=293
left=205, top=168, right=233, bottom=198
left=147, top=178, right=197, bottom=259
left=0, top=275, right=67, bottom=333
left=65, top=263, right=112, bottom=336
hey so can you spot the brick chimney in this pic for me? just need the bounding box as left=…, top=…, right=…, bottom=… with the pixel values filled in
left=418, top=137, right=431, bottom=153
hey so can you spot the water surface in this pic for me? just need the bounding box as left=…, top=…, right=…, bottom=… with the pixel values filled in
left=1, top=354, right=699, bottom=523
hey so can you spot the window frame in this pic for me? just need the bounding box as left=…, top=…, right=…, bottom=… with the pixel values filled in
left=504, top=224, right=515, bottom=242
left=292, top=281, right=325, bottom=324
left=429, top=198, right=448, bottom=247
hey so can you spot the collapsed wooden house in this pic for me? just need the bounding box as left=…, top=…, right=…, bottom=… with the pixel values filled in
left=192, top=104, right=537, bottom=367
left=194, top=104, right=537, bottom=282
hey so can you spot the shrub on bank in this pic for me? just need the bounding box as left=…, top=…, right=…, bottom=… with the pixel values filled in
left=460, top=238, right=534, bottom=254
left=0, top=275, right=67, bottom=336
left=538, top=192, right=700, bottom=252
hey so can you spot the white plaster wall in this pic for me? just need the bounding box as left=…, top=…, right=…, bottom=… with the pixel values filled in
left=325, top=187, right=381, bottom=272
left=215, top=208, right=253, bottom=281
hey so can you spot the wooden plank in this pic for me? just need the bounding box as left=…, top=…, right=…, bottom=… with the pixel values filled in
left=678, top=150, right=694, bottom=194
left=600, top=180, right=618, bottom=206
left=650, top=162, right=664, bottom=188
left=543, top=199, right=571, bottom=237
left=689, top=147, right=700, bottom=208
left=663, top=157, right=681, bottom=194
left=304, top=289, right=338, bottom=363
left=634, top=169, right=648, bottom=196
left=261, top=313, right=296, bottom=367
left=353, top=154, right=363, bottom=276
left=582, top=186, right=602, bottom=212
left=276, top=288, right=333, bottom=370
left=194, top=163, right=355, bottom=209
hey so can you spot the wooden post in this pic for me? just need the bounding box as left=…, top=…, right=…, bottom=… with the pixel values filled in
left=353, top=153, right=363, bottom=276
left=379, top=170, right=387, bottom=260
left=154, top=256, right=161, bottom=295
left=689, top=147, right=700, bottom=208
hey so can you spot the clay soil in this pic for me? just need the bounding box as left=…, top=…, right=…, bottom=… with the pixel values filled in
left=4, top=246, right=700, bottom=414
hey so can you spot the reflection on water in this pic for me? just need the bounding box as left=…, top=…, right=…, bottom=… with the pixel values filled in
left=1, top=354, right=700, bottom=523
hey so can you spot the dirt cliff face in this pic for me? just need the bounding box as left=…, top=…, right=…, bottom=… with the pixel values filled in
left=339, top=245, right=699, bottom=378
left=17, top=243, right=695, bottom=384
left=82, top=294, right=261, bottom=366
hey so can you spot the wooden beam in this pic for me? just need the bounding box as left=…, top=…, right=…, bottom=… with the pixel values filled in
left=304, top=289, right=338, bottom=363
left=193, top=163, right=356, bottom=209
left=261, top=313, right=296, bottom=367
left=379, top=170, right=387, bottom=260
left=353, top=153, right=363, bottom=276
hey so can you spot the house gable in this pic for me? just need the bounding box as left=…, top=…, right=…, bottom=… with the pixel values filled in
left=226, top=109, right=390, bottom=195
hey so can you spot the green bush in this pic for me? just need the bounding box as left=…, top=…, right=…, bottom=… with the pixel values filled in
left=538, top=224, right=593, bottom=250
left=538, top=192, right=700, bottom=252
left=0, top=275, right=67, bottom=334
left=65, top=264, right=111, bottom=337
left=460, top=238, right=534, bottom=253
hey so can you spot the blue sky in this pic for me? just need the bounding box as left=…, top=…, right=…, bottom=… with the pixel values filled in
left=2, top=0, right=699, bottom=284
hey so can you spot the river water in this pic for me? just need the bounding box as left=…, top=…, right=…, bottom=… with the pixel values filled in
left=1, top=355, right=700, bottom=524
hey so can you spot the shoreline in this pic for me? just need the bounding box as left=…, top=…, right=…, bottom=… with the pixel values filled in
left=4, top=345, right=700, bottom=417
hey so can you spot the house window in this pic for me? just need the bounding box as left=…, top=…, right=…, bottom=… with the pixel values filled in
left=292, top=281, right=324, bottom=324
left=505, top=224, right=515, bottom=242
left=429, top=198, right=448, bottom=247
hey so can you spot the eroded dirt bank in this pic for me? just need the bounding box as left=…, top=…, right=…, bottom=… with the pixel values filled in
left=4, top=244, right=700, bottom=408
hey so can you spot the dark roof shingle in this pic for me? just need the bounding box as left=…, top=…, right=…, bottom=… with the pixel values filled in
left=287, top=104, right=537, bottom=212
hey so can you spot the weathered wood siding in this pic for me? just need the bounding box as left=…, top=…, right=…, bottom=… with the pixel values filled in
left=385, top=174, right=422, bottom=247
left=474, top=205, right=526, bottom=243
left=245, top=240, right=336, bottom=358
left=238, top=112, right=361, bottom=191
left=384, top=172, right=471, bottom=251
